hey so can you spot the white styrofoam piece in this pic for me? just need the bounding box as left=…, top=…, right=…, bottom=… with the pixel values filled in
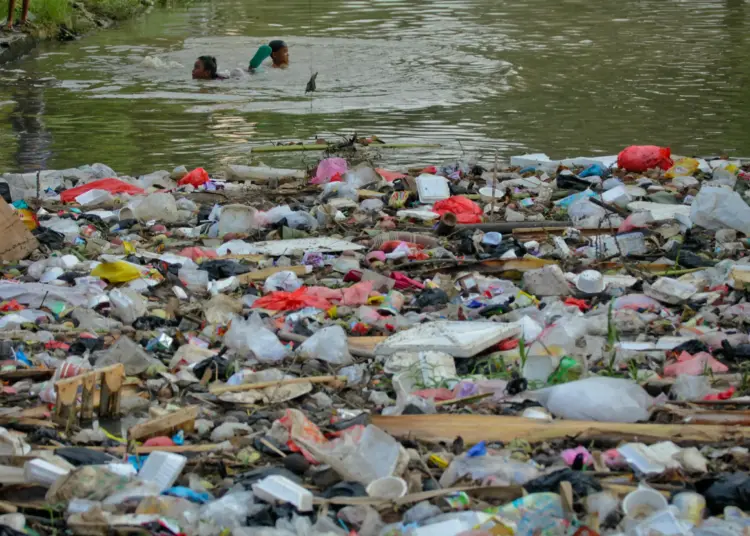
left=252, top=475, right=313, bottom=512
left=138, top=451, right=187, bottom=492
left=416, top=174, right=450, bottom=203
left=215, top=237, right=365, bottom=256
left=24, top=459, right=70, bottom=486
left=375, top=321, right=521, bottom=358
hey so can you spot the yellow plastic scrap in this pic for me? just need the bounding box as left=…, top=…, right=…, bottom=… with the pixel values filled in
left=665, top=158, right=700, bottom=179
left=122, top=241, right=136, bottom=255
left=91, top=261, right=142, bottom=283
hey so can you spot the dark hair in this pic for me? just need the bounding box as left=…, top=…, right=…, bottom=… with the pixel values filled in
left=198, top=55, right=218, bottom=79
left=269, top=40, right=287, bottom=53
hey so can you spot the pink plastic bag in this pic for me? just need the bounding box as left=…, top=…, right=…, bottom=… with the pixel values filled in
left=312, top=158, right=348, bottom=184
left=617, top=145, right=673, bottom=172
left=561, top=446, right=593, bottom=467
left=664, top=351, right=728, bottom=377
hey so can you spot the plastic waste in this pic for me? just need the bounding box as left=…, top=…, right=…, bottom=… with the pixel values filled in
left=617, top=145, right=673, bottom=172
left=138, top=452, right=187, bottom=492
left=60, top=178, right=145, bottom=203
left=415, top=174, right=450, bottom=203
left=95, top=335, right=162, bottom=375
left=218, top=204, right=259, bottom=236
left=312, top=157, right=348, bottom=184
left=252, top=475, right=313, bottom=512
left=224, top=313, right=289, bottom=362
left=133, top=192, right=178, bottom=223
left=439, top=454, right=540, bottom=488
left=690, top=186, right=750, bottom=235
left=91, top=260, right=141, bottom=283
left=433, top=196, right=483, bottom=224
left=568, top=198, right=606, bottom=227
left=297, top=325, right=353, bottom=365
left=534, top=377, right=653, bottom=423
left=177, top=167, right=209, bottom=187
left=264, top=271, right=303, bottom=293
left=665, top=158, right=701, bottom=179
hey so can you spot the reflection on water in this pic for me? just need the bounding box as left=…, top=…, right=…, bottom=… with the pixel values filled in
left=0, top=0, right=748, bottom=174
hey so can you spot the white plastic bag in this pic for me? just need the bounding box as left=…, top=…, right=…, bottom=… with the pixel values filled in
left=133, top=193, right=178, bottom=223
left=297, top=325, right=353, bottom=365
left=534, top=377, right=653, bottom=423
left=690, top=186, right=750, bottom=234
left=225, top=313, right=288, bottom=362
left=109, top=288, right=147, bottom=325
left=263, top=271, right=302, bottom=293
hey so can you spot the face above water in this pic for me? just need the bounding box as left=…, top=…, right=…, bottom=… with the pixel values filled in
left=272, top=46, right=289, bottom=67
left=192, top=59, right=211, bottom=79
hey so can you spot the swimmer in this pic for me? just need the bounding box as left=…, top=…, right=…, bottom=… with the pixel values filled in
left=249, top=40, right=289, bottom=71
left=192, top=56, right=226, bottom=80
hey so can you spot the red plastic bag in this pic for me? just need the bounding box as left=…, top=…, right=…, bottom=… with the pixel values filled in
left=178, top=167, right=210, bottom=187
left=433, top=195, right=483, bottom=224
left=60, top=178, right=145, bottom=203
left=252, top=287, right=332, bottom=311
left=617, top=145, right=673, bottom=172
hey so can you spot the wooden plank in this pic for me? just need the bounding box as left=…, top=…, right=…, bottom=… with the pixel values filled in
left=372, top=414, right=750, bottom=445
left=128, top=406, right=199, bottom=441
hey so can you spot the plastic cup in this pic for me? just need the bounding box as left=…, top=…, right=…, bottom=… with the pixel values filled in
left=576, top=270, right=605, bottom=294
left=366, top=476, right=408, bottom=499
left=622, top=486, right=669, bottom=520
left=672, top=491, right=706, bottom=526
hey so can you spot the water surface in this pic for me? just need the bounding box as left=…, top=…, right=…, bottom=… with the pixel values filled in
left=0, top=0, right=748, bottom=174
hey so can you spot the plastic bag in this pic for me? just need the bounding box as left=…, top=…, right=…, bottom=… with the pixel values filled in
left=695, top=473, right=750, bottom=515
left=252, top=288, right=332, bottom=311
left=617, top=145, right=673, bottom=172
left=133, top=193, right=178, bottom=223
left=568, top=198, right=606, bottom=227
left=60, top=179, right=145, bottom=203
left=263, top=271, right=302, bottom=293
left=177, top=167, right=209, bottom=187
left=690, top=186, right=750, bottom=235
left=440, top=454, right=540, bottom=488
left=312, top=158, right=348, bottom=184
left=224, top=313, right=289, bottom=362
left=432, top=196, right=483, bottom=224
left=534, top=377, right=653, bottom=423
left=665, top=157, right=700, bottom=179
left=297, top=325, right=353, bottom=365
left=91, top=261, right=141, bottom=283
left=199, top=491, right=261, bottom=529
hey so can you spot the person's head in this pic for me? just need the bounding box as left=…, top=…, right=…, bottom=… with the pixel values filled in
left=192, top=55, right=218, bottom=80
left=269, top=40, right=289, bottom=67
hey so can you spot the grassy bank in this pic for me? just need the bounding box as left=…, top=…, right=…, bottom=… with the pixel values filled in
left=0, top=0, right=190, bottom=38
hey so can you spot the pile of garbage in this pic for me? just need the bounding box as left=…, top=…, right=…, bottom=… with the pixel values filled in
left=1, top=144, right=750, bottom=535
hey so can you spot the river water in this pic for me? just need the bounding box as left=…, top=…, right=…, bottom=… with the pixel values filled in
left=0, top=0, right=748, bottom=174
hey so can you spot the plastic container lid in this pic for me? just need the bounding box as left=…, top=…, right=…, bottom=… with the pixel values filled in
left=576, top=270, right=605, bottom=294
left=416, top=174, right=450, bottom=203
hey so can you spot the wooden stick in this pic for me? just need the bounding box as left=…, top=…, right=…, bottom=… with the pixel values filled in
left=251, top=143, right=441, bottom=153
left=210, top=375, right=346, bottom=395
left=128, top=406, right=198, bottom=441
left=434, top=393, right=493, bottom=407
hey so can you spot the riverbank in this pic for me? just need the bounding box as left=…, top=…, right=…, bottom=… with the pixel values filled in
left=0, top=0, right=189, bottom=64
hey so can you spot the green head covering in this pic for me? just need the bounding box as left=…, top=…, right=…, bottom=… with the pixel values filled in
left=249, top=45, right=272, bottom=70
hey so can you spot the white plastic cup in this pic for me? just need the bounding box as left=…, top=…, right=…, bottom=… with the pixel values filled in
left=366, top=476, right=408, bottom=499
left=576, top=270, right=605, bottom=294
left=623, top=486, right=669, bottom=520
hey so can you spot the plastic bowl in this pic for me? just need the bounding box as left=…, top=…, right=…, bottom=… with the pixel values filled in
left=366, top=476, right=408, bottom=499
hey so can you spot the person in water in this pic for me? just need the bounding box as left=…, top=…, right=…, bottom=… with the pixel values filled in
left=249, top=40, right=289, bottom=71
left=192, top=56, right=226, bottom=80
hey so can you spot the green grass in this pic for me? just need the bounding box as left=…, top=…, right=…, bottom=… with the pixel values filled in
left=0, top=0, right=72, bottom=27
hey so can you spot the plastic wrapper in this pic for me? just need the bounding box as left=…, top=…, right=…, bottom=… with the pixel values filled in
left=297, top=325, right=354, bottom=365
left=439, top=454, right=540, bottom=488
left=224, top=313, right=289, bottom=362
left=534, top=377, right=653, bottom=423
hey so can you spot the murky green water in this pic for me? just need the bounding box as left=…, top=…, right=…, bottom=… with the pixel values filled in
left=0, top=0, right=748, bottom=174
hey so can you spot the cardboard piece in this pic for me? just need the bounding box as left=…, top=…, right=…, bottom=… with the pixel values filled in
left=0, top=198, right=38, bottom=262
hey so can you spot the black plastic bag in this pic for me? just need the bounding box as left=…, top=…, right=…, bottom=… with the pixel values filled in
left=32, top=227, right=65, bottom=250
left=414, top=288, right=449, bottom=308
left=695, top=473, right=750, bottom=515
left=0, top=183, right=11, bottom=204
left=198, top=259, right=251, bottom=280
left=524, top=468, right=602, bottom=498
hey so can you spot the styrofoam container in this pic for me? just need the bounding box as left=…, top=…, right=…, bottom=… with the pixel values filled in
left=622, top=485, right=669, bottom=519
left=576, top=270, right=605, bottom=294
left=138, top=451, right=187, bottom=492
left=24, top=459, right=70, bottom=486
left=416, top=174, right=450, bottom=203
